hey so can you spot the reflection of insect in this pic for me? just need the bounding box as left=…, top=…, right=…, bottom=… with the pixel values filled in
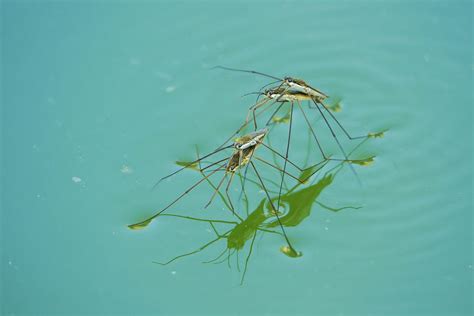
left=150, top=161, right=361, bottom=285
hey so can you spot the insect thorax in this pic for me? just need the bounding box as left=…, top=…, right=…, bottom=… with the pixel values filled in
left=227, top=147, right=255, bottom=172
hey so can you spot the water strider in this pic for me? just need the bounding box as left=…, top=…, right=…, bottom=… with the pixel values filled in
left=213, top=65, right=380, bottom=141
left=213, top=65, right=385, bottom=189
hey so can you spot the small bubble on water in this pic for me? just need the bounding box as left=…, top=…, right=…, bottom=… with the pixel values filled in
left=72, top=176, right=82, bottom=183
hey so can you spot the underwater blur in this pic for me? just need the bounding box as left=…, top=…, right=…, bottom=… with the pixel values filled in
left=2, top=1, right=472, bottom=315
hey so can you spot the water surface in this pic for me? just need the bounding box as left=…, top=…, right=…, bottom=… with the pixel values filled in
left=2, top=1, right=472, bottom=315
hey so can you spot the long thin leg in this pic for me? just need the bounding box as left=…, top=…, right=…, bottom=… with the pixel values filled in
left=253, top=156, right=302, bottom=184
left=216, top=98, right=276, bottom=150
left=296, top=101, right=329, bottom=160
left=247, top=97, right=269, bottom=131
left=251, top=97, right=278, bottom=130
left=153, top=144, right=233, bottom=189
left=310, top=100, right=360, bottom=183
left=235, top=172, right=280, bottom=195
left=227, top=249, right=233, bottom=269
left=264, top=102, right=285, bottom=126
left=205, top=173, right=228, bottom=209
left=261, top=142, right=369, bottom=174
left=240, top=232, right=257, bottom=285
left=196, top=148, right=235, bottom=212
left=203, top=246, right=228, bottom=264
left=224, top=172, right=236, bottom=213
left=200, top=157, right=230, bottom=172
left=319, top=101, right=368, bottom=140
left=236, top=250, right=240, bottom=272
left=276, top=102, right=294, bottom=220
left=129, top=163, right=227, bottom=229
left=158, top=214, right=238, bottom=225
left=259, top=142, right=304, bottom=171
left=250, top=161, right=297, bottom=254
left=153, top=232, right=228, bottom=266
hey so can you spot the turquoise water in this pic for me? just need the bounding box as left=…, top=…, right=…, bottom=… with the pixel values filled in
left=2, top=1, right=472, bottom=315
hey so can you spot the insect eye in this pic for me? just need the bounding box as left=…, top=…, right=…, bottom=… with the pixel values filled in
left=286, top=77, right=293, bottom=83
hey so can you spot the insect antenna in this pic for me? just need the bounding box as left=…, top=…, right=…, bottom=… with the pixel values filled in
left=212, top=65, right=283, bottom=81
left=241, top=91, right=263, bottom=98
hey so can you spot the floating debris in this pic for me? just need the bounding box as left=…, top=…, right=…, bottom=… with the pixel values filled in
left=120, top=165, right=133, bottom=174
left=72, top=176, right=82, bottom=183
left=165, top=86, right=176, bottom=93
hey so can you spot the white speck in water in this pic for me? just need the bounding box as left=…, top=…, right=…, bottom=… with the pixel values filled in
left=120, top=165, right=133, bottom=174
left=36, top=194, right=41, bottom=198
left=72, top=176, right=82, bottom=183
left=171, top=271, right=177, bottom=275
left=8, top=261, right=12, bottom=266
left=468, top=265, right=473, bottom=269
left=205, top=228, right=212, bottom=233
left=165, top=86, right=176, bottom=93
left=324, top=226, right=329, bottom=231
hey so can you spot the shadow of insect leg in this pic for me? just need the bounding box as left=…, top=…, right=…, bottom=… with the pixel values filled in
left=153, top=228, right=233, bottom=266
left=240, top=232, right=257, bottom=285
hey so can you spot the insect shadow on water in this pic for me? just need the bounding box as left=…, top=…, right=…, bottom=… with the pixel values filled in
left=146, top=138, right=372, bottom=284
